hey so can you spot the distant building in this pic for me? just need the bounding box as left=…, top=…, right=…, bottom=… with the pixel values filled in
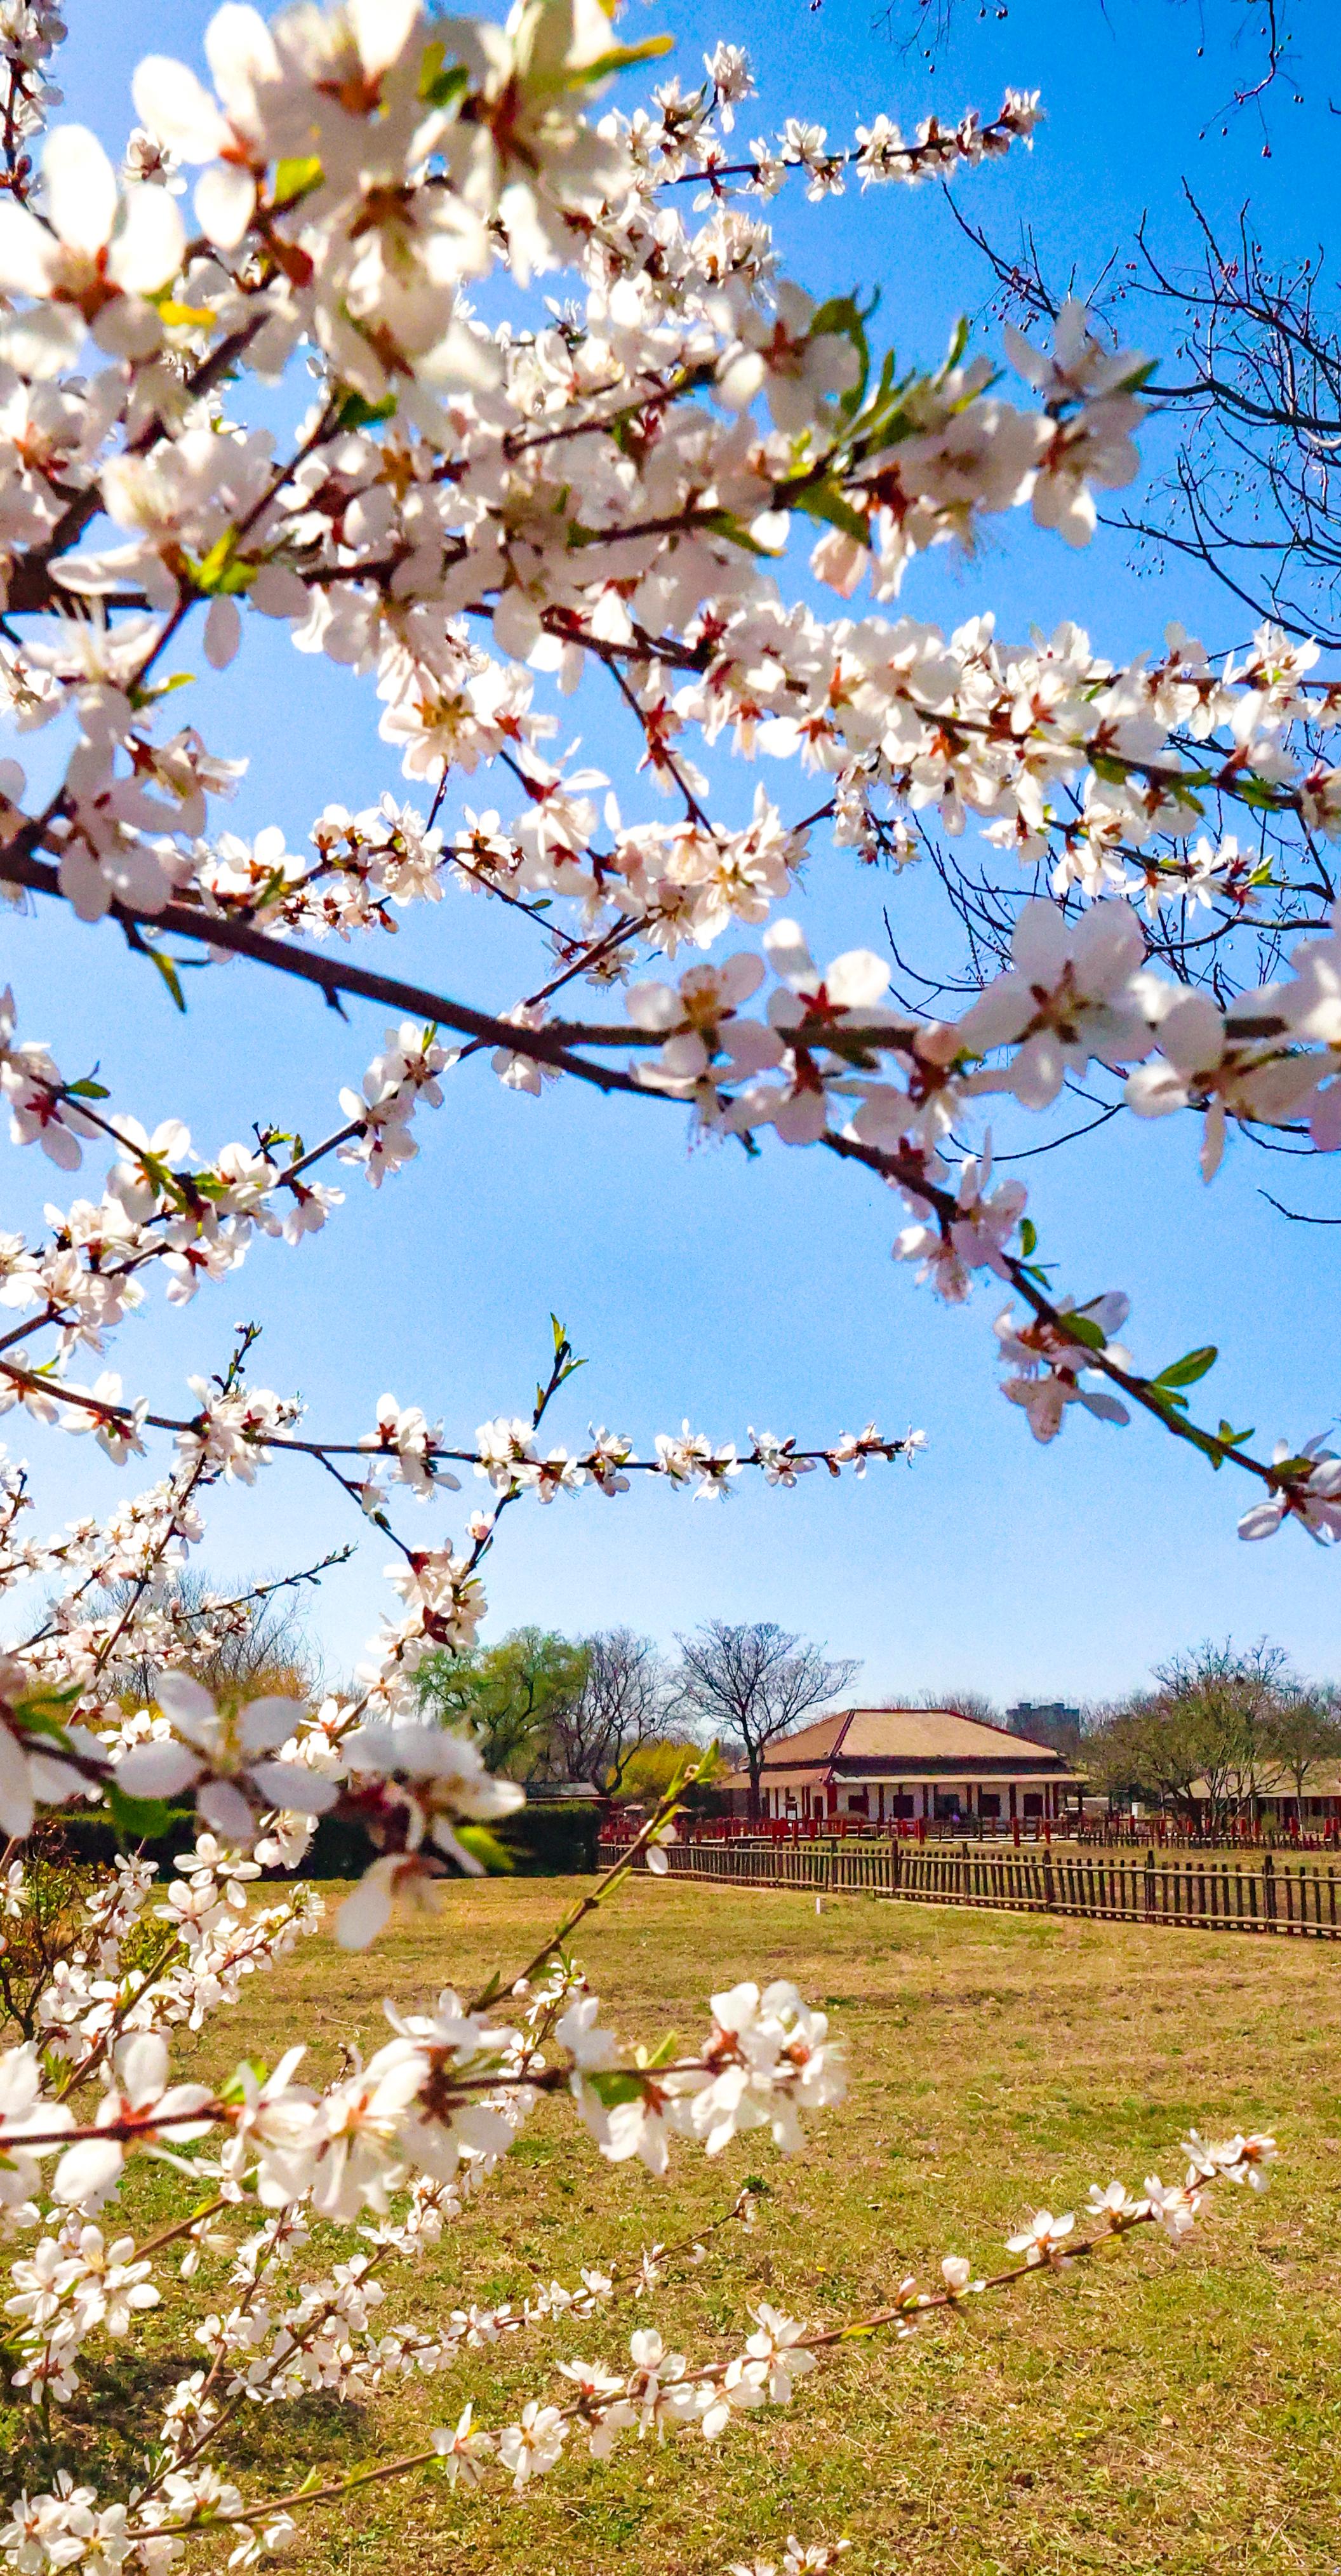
left=724, top=1705, right=1083, bottom=1824
left=1006, top=1700, right=1081, bottom=1752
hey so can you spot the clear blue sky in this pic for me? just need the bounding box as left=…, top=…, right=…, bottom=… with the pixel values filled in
left=6, top=0, right=1341, bottom=1703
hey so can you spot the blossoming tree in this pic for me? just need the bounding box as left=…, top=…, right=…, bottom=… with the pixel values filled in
left=0, top=0, right=1291, bottom=2565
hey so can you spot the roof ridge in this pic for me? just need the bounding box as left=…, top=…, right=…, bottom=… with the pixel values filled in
left=845, top=1701, right=1062, bottom=1751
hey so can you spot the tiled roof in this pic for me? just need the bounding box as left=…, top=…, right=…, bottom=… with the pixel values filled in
left=723, top=1705, right=1079, bottom=1788
left=747, top=1711, right=851, bottom=1766
left=836, top=1707, right=1064, bottom=1764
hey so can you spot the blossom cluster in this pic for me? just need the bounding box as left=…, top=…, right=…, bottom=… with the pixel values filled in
left=0, top=10, right=1291, bottom=2576
left=0, top=0, right=1321, bottom=1550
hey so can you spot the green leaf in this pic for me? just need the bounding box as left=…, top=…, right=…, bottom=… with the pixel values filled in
left=665, top=1737, right=722, bottom=1796
left=106, top=1781, right=177, bottom=1841
left=417, top=43, right=470, bottom=109
left=693, top=509, right=789, bottom=558
left=943, top=313, right=971, bottom=373
left=1018, top=1218, right=1037, bottom=1258
left=67, top=1077, right=110, bottom=1099
left=272, top=154, right=323, bottom=206
left=12, top=1705, right=79, bottom=1751
left=792, top=477, right=870, bottom=547
left=808, top=290, right=873, bottom=412
left=1062, top=1313, right=1107, bottom=1351
left=453, top=1823, right=515, bottom=1875
left=1217, top=1420, right=1256, bottom=1448
left=192, top=532, right=237, bottom=592
left=1177, top=1419, right=1233, bottom=1464
left=1233, top=773, right=1287, bottom=812
left=1154, top=1345, right=1218, bottom=1391
left=143, top=945, right=187, bottom=1014
left=333, top=389, right=397, bottom=431
left=639, top=2030, right=680, bottom=2070
left=186, top=533, right=257, bottom=599
left=13, top=1681, right=81, bottom=1726
left=583, top=2069, right=646, bottom=2109
left=219, top=2056, right=271, bottom=2102
left=573, top=34, right=675, bottom=87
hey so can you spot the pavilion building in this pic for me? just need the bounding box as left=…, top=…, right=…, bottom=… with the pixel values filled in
left=730, top=1705, right=1084, bottom=1826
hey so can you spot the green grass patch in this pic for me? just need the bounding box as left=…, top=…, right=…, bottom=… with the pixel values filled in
left=4, top=1877, right=1338, bottom=2574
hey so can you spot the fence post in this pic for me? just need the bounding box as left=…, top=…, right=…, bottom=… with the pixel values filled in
left=1144, top=1847, right=1155, bottom=1922
left=1042, top=1846, right=1055, bottom=1910
left=1263, top=1851, right=1276, bottom=1929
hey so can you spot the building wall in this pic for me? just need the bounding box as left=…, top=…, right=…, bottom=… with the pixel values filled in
left=763, top=1776, right=1065, bottom=1823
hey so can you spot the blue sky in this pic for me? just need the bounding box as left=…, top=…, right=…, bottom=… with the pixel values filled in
left=5, top=0, right=1341, bottom=1703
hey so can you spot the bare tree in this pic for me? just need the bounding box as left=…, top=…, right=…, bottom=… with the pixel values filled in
left=841, top=11, right=1341, bottom=1089
left=92, top=1566, right=324, bottom=1706
left=1091, top=1639, right=1297, bottom=1831
left=540, top=1629, right=667, bottom=1792
left=1153, top=1638, right=1291, bottom=1829
left=1262, top=1686, right=1341, bottom=1818
left=907, top=1685, right=1003, bottom=1729
left=671, top=1621, right=860, bottom=1817
left=949, top=185, right=1341, bottom=650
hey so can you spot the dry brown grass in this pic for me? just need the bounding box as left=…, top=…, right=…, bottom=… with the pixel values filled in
left=8, top=1876, right=1341, bottom=2575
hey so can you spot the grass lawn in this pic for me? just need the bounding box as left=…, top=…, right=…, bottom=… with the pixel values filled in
left=11, top=1875, right=1341, bottom=2575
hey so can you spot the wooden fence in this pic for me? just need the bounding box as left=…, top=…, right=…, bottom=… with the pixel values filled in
left=639, top=1835, right=1341, bottom=1939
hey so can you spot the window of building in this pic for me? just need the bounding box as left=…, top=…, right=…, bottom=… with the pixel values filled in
left=978, top=1792, right=1001, bottom=1818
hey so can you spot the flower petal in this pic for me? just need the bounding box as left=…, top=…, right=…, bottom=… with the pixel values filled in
left=335, top=1861, right=396, bottom=1950
left=205, top=4, right=281, bottom=113
left=194, top=162, right=256, bottom=252
left=196, top=1778, right=256, bottom=1841
left=155, top=1670, right=217, bottom=1741
left=115, top=1740, right=201, bottom=1799
left=238, top=1696, right=301, bottom=1755
left=0, top=1721, right=34, bottom=1838
left=204, top=594, right=241, bottom=668
left=53, top=2137, right=124, bottom=2206
left=248, top=1760, right=337, bottom=1816
left=824, top=948, right=889, bottom=1009
left=132, top=56, right=231, bottom=160
left=0, top=198, right=61, bottom=299
left=106, top=184, right=185, bottom=295
left=43, top=126, right=117, bottom=259
left=763, top=916, right=817, bottom=992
